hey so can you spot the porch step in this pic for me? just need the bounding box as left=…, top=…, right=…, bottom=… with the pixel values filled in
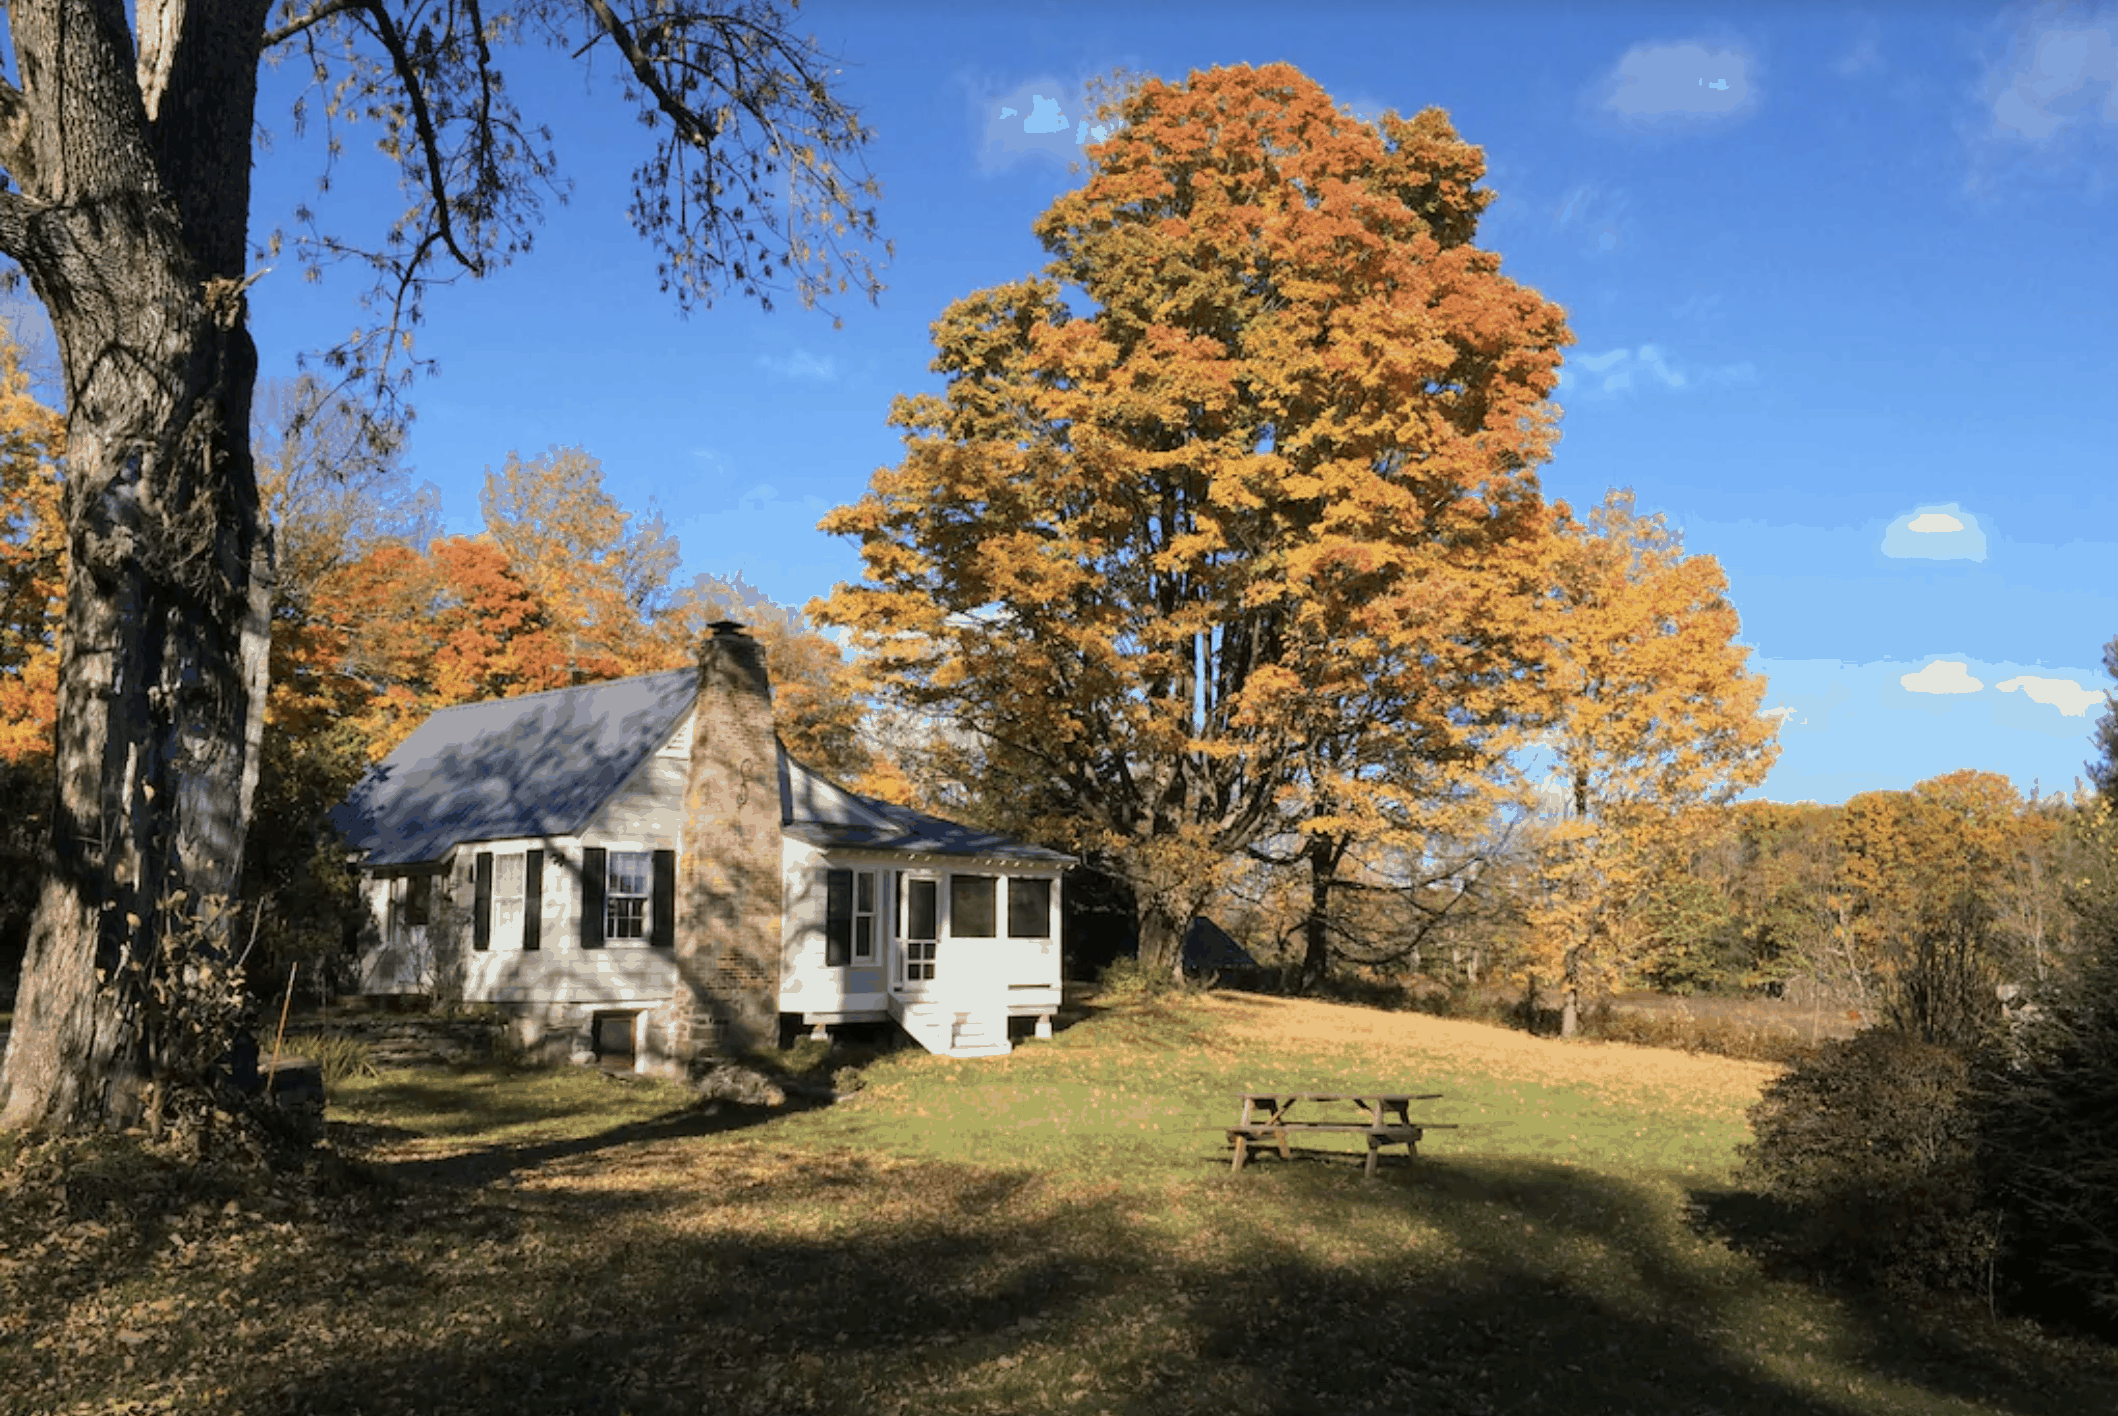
left=888, top=997, right=1012, bottom=1059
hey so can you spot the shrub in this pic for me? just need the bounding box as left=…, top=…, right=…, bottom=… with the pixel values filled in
left=1580, top=1001, right=1817, bottom=1066
left=1971, top=907, right=2118, bottom=1332
left=1094, top=954, right=1182, bottom=1000
left=1738, top=1026, right=2002, bottom=1296
left=1883, top=893, right=2005, bottom=1056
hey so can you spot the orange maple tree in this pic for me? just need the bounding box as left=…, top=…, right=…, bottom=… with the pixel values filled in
left=817, top=63, right=1572, bottom=974
left=0, top=328, right=64, bottom=767
left=479, top=446, right=681, bottom=677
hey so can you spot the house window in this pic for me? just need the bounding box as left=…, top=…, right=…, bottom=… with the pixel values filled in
left=904, top=939, right=937, bottom=981
left=402, top=873, right=431, bottom=928
left=826, top=868, right=880, bottom=968
left=854, top=871, right=877, bottom=962
left=494, top=853, right=526, bottom=935
left=951, top=874, right=998, bottom=938
left=1007, top=877, right=1053, bottom=938
left=606, top=851, right=651, bottom=940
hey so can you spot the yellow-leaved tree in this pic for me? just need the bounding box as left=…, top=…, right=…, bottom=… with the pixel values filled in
left=480, top=447, right=683, bottom=678
left=0, top=322, right=65, bottom=965
left=1528, top=489, right=1779, bottom=1035
left=0, top=325, right=64, bottom=766
left=817, top=63, right=1572, bottom=976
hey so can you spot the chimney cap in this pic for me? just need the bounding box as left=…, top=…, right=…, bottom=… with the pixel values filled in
left=707, top=619, right=749, bottom=638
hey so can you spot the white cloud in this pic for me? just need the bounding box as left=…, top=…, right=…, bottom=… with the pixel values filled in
left=1022, top=94, right=1070, bottom=135
left=1600, top=41, right=1758, bottom=122
left=1986, top=6, right=2118, bottom=143
left=753, top=349, right=838, bottom=381
left=972, top=73, right=1127, bottom=174
left=1559, top=344, right=1755, bottom=399
left=1998, top=674, right=2107, bottom=716
left=1965, top=4, right=2118, bottom=198
left=1881, top=502, right=1987, bottom=561
left=1901, top=660, right=1986, bottom=695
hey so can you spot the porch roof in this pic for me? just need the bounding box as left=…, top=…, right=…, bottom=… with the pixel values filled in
left=779, top=753, right=1072, bottom=865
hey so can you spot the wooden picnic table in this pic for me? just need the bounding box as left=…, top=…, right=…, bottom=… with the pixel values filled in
left=1227, top=1091, right=1456, bottom=1178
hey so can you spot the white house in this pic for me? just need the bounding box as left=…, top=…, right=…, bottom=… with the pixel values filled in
left=331, top=623, right=1071, bottom=1069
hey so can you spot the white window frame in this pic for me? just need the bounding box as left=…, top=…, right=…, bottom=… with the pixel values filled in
left=606, top=849, right=651, bottom=942
left=853, top=869, right=878, bottom=963
left=493, top=852, right=527, bottom=947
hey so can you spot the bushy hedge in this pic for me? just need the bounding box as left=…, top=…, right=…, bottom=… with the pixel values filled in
left=1971, top=916, right=2118, bottom=1332
left=1738, top=1026, right=2002, bottom=1296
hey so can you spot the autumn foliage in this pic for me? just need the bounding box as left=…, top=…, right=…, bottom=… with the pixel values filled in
left=1523, top=490, right=1779, bottom=1032
left=0, top=329, right=63, bottom=767
left=820, top=63, right=1574, bottom=974
left=230, top=420, right=886, bottom=990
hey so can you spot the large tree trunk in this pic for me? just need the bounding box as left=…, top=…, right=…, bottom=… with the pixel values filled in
left=1136, top=895, right=1188, bottom=983
left=1559, top=944, right=1581, bottom=1039
left=1295, top=833, right=1346, bottom=995
left=0, top=2, right=275, bottom=1130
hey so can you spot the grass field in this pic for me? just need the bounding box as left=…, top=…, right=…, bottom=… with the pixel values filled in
left=4, top=990, right=2117, bottom=1415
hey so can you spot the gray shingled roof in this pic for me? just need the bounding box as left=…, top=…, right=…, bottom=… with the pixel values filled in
left=332, top=668, right=699, bottom=867
left=333, top=667, right=1069, bottom=868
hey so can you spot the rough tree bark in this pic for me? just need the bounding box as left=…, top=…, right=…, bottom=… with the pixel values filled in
left=0, top=1, right=275, bottom=1129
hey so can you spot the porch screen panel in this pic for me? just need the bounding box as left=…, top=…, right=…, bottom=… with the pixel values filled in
left=951, top=875, right=998, bottom=938
left=824, top=868, right=853, bottom=967
left=905, top=875, right=936, bottom=941
left=522, top=850, right=544, bottom=951
left=581, top=847, right=607, bottom=949
left=1007, top=877, right=1053, bottom=938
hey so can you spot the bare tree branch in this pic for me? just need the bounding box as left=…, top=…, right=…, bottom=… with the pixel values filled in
left=583, top=0, right=723, bottom=149
left=356, top=1, right=481, bottom=275
left=262, top=0, right=367, bottom=49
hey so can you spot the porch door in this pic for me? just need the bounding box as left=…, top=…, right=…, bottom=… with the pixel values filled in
left=896, top=873, right=939, bottom=996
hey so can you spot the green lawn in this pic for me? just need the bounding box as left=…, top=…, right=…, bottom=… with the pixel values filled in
left=4, top=990, right=2115, bottom=1416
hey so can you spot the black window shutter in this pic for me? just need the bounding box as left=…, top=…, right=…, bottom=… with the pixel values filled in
left=824, top=868, right=853, bottom=968
left=581, top=847, right=607, bottom=949
left=472, top=852, right=493, bottom=951
left=522, top=850, right=543, bottom=952
left=651, top=849, right=676, bottom=948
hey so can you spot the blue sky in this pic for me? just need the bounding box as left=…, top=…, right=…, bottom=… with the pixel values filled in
left=211, top=3, right=2118, bottom=805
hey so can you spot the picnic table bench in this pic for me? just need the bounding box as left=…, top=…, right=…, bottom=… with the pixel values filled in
left=1227, top=1092, right=1459, bottom=1178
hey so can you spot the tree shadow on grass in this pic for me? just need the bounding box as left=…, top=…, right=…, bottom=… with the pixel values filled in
left=348, top=1089, right=832, bottom=1192
left=25, top=1105, right=2118, bottom=1416
left=164, top=1148, right=2118, bottom=1416
left=1688, top=1182, right=2118, bottom=1412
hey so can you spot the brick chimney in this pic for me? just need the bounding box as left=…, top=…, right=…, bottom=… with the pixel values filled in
left=670, top=621, right=783, bottom=1062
